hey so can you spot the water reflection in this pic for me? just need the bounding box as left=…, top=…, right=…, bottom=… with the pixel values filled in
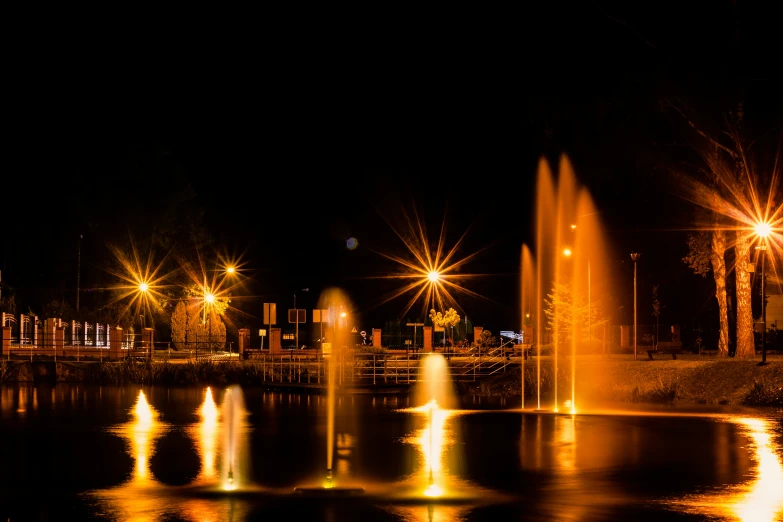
left=669, top=416, right=783, bottom=521
left=193, top=387, right=220, bottom=482
left=93, top=389, right=170, bottom=521
left=385, top=504, right=470, bottom=522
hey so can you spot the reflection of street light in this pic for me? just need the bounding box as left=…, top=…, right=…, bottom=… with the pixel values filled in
left=630, top=253, right=640, bottom=361
left=755, top=221, right=770, bottom=365
left=225, top=266, right=236, bottom=275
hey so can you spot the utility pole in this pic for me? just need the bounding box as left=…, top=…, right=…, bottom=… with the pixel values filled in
left=294, top=288, right=309, bottom=349
left=630, top=253, right=640, bottom=360
left=76, top=235, right=83, bottom=311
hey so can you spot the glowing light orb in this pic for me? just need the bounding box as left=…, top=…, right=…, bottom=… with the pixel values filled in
left=138, top=282, right=148, bottom=292
left=226, top=267, right=235, bottom=274
left=755, top=222, right=772, bottom=238
left=346, top=237, right=359, bottom=250
left=562, top=248, right=572, bottom=257
left=428, top=271, right=440, bottom=283
left=204, top=293, right=215, bottom=304
left=424, top=483, right=443, bottom=497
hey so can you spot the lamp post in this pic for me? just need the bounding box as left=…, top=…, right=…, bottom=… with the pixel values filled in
left=76, top=234, right=83, bottom=311
left=204, top=290, right=215, bottom=356
left=138, top=282, right=148, bottom=359
left=754, top=221, right=771, bottom=365
left=630, top=253, right=640, bottom=361
left=294, top=288, right=309, bottom=350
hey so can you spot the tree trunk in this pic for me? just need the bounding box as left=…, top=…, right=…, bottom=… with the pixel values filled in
left=735, top=231, right=755, bottom=358
left=710, top=230, right=730, bottom=356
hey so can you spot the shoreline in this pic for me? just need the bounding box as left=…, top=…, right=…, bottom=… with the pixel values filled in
left=1, top=355, right=782, bottom=407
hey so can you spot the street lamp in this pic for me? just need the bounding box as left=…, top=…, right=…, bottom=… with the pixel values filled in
left=755, top=221, right=771, bottom=365
left=630, top=253, right=640, bottom=361
left=204, top=290, right=216, bottom=355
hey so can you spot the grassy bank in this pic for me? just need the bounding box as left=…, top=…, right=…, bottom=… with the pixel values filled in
left=460, top=355, right=783, bottom=407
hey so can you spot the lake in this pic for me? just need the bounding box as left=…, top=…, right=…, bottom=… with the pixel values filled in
left=1, top=383, right=782, bottom=521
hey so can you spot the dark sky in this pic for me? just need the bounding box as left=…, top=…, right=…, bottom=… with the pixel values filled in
left=2, top=1, right=781, bottom=339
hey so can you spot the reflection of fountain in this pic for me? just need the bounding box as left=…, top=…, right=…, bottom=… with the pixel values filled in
left=195, top=387, right=219, bottom=481
left=91, top=389, right=169, bottom=521
left=521, top=156, right=613, bottom=412
left=124, top=389, right=164, bottom=486
left=383, top=352, right=501, bottom=506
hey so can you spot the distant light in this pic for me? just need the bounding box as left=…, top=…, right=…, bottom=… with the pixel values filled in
left=204, top=293, right=215, bottom=304
left=346, top=237, right=359, bottom=250
left=562, top=248, right=572, bottom=257
left=755, top=222, right=771, bottom=238
left=340, top=312, right=347, bottom=318
left=526, top=313, right=530, bottom=318
left=570, top=224, right=576, bottom=230
left=139, top=282, right=149, bottom=292
left=226, top=267, right=236, bottom=274
left=428, top=271, right=440, bottom=283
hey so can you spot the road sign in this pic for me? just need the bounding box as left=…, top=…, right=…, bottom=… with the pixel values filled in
left=288, top=309, right=306, bottom=323
left=360, top=330, right=367, bottom=337
left=263, top=303, right=277, bottom=325
left=259, top=329, right=267, bottom=337
left=351, top=326, right=358, bottom=333
left=322, top=342, right=332, bottom=357
left=312, top=309, right=330, bottom=323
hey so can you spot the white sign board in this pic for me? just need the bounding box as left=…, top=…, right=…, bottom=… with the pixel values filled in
left=322, top=342, right=332, bottom=357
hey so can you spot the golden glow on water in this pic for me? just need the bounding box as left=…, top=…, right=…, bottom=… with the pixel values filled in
left=668, top=416, right=783, bottom=521
left=408, top=399, right=454, bottom=497
left=385, top=504, right=469, bottom=522
left=196, top=387, right=219, bottom=480
left=129, top=390, right=161, bottom=484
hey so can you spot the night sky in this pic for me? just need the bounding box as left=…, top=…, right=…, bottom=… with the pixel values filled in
left=2, top=2, right=780, bottom=342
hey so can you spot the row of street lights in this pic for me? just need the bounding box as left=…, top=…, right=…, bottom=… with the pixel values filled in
left=135, top=265, right=236, bottom=355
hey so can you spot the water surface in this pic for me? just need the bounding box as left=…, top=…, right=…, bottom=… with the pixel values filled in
left=1, top=384, right=781, bottom=521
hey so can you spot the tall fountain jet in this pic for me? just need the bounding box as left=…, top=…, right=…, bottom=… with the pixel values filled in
left=221, top=385, right=247, bottom=491
left=522, top=155, right=614, bottom=413
left=295, top=287, right=364, bottom=496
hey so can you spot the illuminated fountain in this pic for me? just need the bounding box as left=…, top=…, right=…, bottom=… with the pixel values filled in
left=521, top=155, right=614, bottom=413
left=294, top=288, right=364, bottom=497
left=220, top=385, right=248, bottom=491
left=382, top=351, right=502, bottom=508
